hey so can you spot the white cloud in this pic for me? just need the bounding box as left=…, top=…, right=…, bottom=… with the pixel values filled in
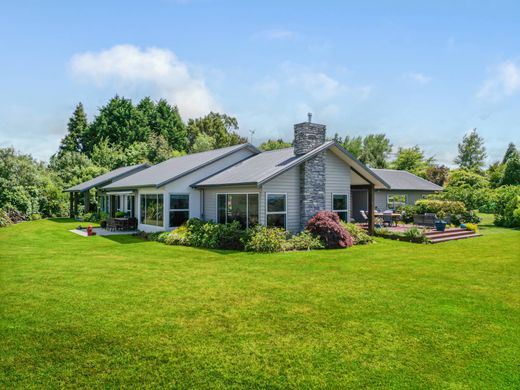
left=404, top=72, right=431, bottom=84
left=477, top=60, right=520, bottom=99
left=69, top=44, right=219, bottom=117
left=255, top=28, right=298, bottom=40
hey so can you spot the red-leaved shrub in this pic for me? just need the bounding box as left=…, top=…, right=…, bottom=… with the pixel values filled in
left=305, top=211, right=353, bottom=249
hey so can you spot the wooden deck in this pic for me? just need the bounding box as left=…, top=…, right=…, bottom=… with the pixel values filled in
left=424, top=228, right=481, bottom=244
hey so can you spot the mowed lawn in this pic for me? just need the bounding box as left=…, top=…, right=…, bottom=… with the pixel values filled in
left=1, top=218, right=519, bottom=388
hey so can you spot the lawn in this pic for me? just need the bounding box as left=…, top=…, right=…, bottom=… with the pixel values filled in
left=1, top=218, right=519, bottom=388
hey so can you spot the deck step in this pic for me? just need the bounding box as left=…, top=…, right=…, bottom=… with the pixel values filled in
left=429, top=233, right=481, bottom=244
left=425, top=229, right=474, bottom=238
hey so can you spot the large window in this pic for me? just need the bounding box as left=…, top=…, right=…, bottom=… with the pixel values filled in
left=387, top=194, right=407, bottom=210
left=266, top=193, right=286, bottom=229
left=170, top=194, right=189, bottom=227
left=217, top=193, right=259, bottom=228
left=332, top=194, right=348, bottom=222
left=140, top=194, right=164, bottom=226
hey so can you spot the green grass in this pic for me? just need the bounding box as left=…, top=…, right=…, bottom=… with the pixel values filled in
left=1, top=218, right=519, bottom=388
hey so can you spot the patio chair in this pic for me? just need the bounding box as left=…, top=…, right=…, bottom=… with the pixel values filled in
left=413, top=214, right=425, bottom=226
left=383, top=211, right=393, bottom=227
left=423, top=213, right=437, bottom=228
left=360, top=210, right=369, bottom=224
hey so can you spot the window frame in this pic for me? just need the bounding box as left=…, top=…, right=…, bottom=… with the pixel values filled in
left=139, top=193, right=164, bottom=227
left=332, top=193, right=349, bottom=222
left=265, top=193, right=287, bottom=230
left=169, top=193, right=190, bottom=227
left=386, top=193, right=408, bottom=210
left=216, top=192, right=259, bottom=229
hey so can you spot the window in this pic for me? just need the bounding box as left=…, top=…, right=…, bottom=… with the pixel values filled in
left=169, top=194, right=190, bottom=227
left=266, top=193, right=286, bottom=229
left=387, top=194, right=407, bottom=210
left=217, top=193, right=259, bottom=228
left=140, top=194, right=164, bottom=226
left=332, top=194, right=348, bottom=222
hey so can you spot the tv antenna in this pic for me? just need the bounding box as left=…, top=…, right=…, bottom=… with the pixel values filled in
left=249, top=129, right=256, bottom=144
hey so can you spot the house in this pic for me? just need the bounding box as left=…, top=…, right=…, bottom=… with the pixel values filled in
left=67, top=117, right=443, bottom=234
left=64, top=163, right=149, bottom=217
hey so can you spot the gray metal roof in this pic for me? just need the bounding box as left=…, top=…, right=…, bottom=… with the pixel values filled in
left=64, top=164, right=149, bottom=193
left=194, top=141, right=390, bottom=189
left=103, top=143, right=259, bottom=190
left=372, top=169, right=443, bottom=191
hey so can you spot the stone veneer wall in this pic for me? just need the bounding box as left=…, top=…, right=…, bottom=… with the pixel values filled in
left=300, top=152, right=326, bottom=229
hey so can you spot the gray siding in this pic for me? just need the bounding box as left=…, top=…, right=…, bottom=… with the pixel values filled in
left=375, top=190, right=434, bottom=210
left=324, top=150, right=351, bottom=217
left=261, top=166, right=301, bottom=233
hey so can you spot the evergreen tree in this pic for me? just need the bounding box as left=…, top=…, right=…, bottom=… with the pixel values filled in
left=502, top=142, right=518, bottom=164
left=487, top=161, right=506, bottom=188
left=192, top=133, right=216, bottom=153
left=359, top=134, right=392, bottom=168
left=501, top=152, right=520, bottom=185
left=342, top=136, right=363, bottom=159
left=58, top=103, right=88, bottom=154
left=454, top=128, right=487, bottom=171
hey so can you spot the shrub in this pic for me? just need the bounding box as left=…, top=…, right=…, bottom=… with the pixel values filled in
left=464, top=223, right=479, bottom=233
left=414, top=199, right=479, bottom=225
left=185, top=219, right=245, bottom=249
left=285, top=231, right=324, bottom=251
left=395, top=204, right=417, bottom=224
left=0, top=209, right=13, bottom=227
left=494, top=186, right=520, bottom=228
left=403, top=227, right=428, bottom=243
left=244, top=225, right=288, bottom=252
left=115, top=211, right=126, bottom=218
left=340, top=222, right=373, bottom=245
left=306, top=211, right=353, bottom=249
left=164, top=225, right=189, bottom=246
left=30, top=213, right=41, bottom=220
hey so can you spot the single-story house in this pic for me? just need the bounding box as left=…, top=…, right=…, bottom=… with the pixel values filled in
left=64, top=163, right=149, bottom=216
left=67, top=118, right=443, bottom=234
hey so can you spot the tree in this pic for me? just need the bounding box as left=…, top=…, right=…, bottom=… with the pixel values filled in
left=341, top=136, right=363, bottom=159
left=502, top=142, right=518, bottom=164
left=58, top=103, right=88, bottom=154
left=191, top=133, right=216, bottom=153
left=501, top=152, right=520, bottom=185
left=359, top=134, right=392, bottom=168
left=425, top=165, right=450, bottom=187
left=259, top=138, right=292, bottom=151
left=454, top=128, right=487, bottom=171
left=487, top=161, right=506, bottom=188
left=447, top=169, right=489, bottom=189
left=186, top=112, right=246, bottom=151
left=392, top=146, right=425, bottom=172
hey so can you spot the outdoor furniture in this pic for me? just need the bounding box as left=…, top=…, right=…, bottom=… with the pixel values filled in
left=382, top=211, right=394, bottom=227
left=375, top=211, right=401, bottom=225
left=413, top=213, right=437, bottom=228
left=360, top=210, right=369, bottom=223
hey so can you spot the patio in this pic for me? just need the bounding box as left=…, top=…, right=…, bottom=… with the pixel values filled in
left=69, top=227, right=136, bottom=237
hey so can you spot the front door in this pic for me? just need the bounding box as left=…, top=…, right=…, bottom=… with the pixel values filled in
left=351, top=189, right=369, bottom=222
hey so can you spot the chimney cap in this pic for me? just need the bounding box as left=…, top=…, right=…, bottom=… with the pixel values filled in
left=307, top=112, right=312, bottom=123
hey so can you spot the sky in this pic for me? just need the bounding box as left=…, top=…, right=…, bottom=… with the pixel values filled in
left=0, top=0, right=519, bottom=166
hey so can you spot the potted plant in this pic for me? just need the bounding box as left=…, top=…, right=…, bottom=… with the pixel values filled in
left=435, top=211, right=447, bottom=232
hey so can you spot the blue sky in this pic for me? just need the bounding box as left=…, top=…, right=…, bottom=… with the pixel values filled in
left=1, top=0, right=519, bottom=165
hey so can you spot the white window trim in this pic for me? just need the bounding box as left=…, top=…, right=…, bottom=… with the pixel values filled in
left=139, top=193, right=164, bottom=227
left=386, top=194, right=408, bottom=209
left=168, top=193, right=190, bottom=227
left=332, top=193, right=349, bottom=221
left=216, top=192, right=260, bottom=228
left=265, top=193, right=287, bottom=229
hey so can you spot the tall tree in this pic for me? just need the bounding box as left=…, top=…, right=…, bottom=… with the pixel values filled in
left=186, top=112, right=246, bottom=151
left=454, top=128, right=487, bottom=171
left=502, top=142, right=518, bottom=164
left=392, top=146, right=425, bottom=172
left=425, top=165, right=450, bottom=187
left=501, top=152, right=520, bottom=185
left=259, top=138, right=292, bottom=151
left=341, top=136, right=363, bottom=159
left=359, top=134, right=392, bottom=168
left=487, top=161, right=506, bottom=188
left=58, top=103, right=88, bottom=154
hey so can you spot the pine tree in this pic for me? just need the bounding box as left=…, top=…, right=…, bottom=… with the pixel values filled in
left=454, top=128, right=487, bottom=171
left=58, top=103, right=88, bottom=154
left=501, top=152, right=520, bottom=185
left=502, top=142, right=518, bottom=164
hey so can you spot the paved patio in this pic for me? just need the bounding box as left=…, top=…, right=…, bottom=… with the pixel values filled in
left=69, top=228, right=136, bottom=237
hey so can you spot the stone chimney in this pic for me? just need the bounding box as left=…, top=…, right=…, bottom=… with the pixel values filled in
left=294, top=114, right=327, bottom=229
left=293, top=113, right=326, bottom=155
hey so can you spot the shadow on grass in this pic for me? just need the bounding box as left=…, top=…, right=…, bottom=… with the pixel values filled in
left=100, top=234, right=148, bottom=245
left=48, top=218, right=76, bottom=223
